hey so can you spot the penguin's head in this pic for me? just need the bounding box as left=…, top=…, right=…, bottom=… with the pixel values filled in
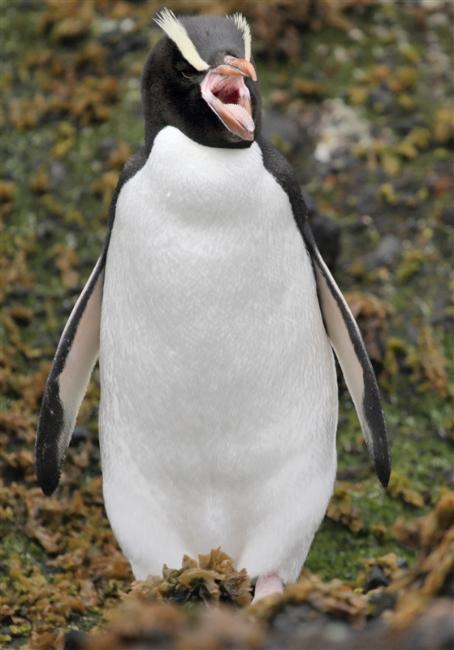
left=142, top=9, right=261, bottom=149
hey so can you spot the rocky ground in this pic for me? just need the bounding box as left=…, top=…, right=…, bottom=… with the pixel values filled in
left=0, top=1, right=453, bottom=648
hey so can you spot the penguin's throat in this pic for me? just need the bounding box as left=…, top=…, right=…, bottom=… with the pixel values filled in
left=201, top=72, right=254, bottom=142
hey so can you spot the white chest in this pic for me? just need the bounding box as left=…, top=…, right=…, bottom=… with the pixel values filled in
left=107, top=126, right=312, bottom=337
left=100, top=126, right=335, bottom=478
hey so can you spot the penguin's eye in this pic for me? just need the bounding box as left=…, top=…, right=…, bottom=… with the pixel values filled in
left=176, top=61, right=198, bottom=80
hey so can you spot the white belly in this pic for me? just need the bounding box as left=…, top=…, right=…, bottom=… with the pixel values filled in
left=99, top=127, right=338, bottom=581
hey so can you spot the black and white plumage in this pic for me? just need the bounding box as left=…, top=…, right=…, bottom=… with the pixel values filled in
left=36, top=10, right=390, bottom=602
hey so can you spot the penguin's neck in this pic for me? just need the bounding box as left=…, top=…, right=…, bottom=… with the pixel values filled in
left=143, top=126, right=266, bottom=220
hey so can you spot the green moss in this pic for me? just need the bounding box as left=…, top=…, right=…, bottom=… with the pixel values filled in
left=0, top=526, right=47, bottom=570
left=306, top=519, right=414, bottom=582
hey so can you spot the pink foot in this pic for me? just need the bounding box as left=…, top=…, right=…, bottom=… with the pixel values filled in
left=252, top=574, right=284, bottom=604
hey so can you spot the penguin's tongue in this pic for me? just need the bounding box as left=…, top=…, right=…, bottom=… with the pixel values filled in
left=201, top=72, right=254, bottom=141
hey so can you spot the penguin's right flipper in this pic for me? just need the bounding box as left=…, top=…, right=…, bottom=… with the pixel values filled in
left=36, top=255, right=105, bottom=495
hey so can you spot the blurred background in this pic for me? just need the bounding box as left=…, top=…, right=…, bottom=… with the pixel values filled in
left=0, top=1, right=453, bottom=648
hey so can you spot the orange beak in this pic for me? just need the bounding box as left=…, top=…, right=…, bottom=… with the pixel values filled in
left=213, top=56, right=257, bottom=82
left=201, top=56, right=257, bottom=142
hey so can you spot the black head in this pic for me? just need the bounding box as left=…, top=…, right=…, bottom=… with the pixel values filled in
left=141, top=9, right=261, bottom=150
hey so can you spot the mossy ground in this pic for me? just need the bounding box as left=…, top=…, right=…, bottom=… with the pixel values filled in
left=0, top=1, right=453, bottom=647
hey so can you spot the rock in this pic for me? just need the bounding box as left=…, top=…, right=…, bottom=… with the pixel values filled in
left=401, top=599, right=454, bottom=650
left=36, top=220, right=55, bottom=243
left=303, top=191, right=342, bottom=272
left=443, top=467, right=454, bottom=489
left=49, top=161, right=67, bottom=187
left=64, top=631, right=87, bottom=650
left=271, top=603, right=321, bottom=631
left=368, top=590, right=397, bottom=615
left=70, top=426, right=92, bottom=445
left=364, top=235, right=402, bottom=269
left=368, top=86, right=394, bottom=112
left=364, top=564, right=390, bottom=591
left=311, top=214, right=342, bottom=272
left=262, top=107, right=305, bottom=153
left=100, top=29, right=148, bottom=61
left=395, top=115, right=429, bottom=137
left=441, top=205, right=454, bottom=227
left=313, top=98, right=372, bottom=167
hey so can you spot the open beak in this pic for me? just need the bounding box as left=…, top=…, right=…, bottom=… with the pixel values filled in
left=201, top=56, right=257, bottom=142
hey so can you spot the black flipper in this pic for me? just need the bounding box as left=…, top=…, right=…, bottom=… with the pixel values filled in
left=36, top=256, right=105, bottom=495
left=258, top=138, right=390, bottom=487
left=303, top=225, right=390, bottom=487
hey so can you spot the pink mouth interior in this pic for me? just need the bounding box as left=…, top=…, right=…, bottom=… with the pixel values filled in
left=213, top=83, right=241, bottom=105
left=201, top=72, right=255, bottom=141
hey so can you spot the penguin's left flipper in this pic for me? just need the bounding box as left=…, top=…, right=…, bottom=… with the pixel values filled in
left=259, top=138, right=390, bottom=488
left=304, top=225, right=390, bottom=488
left=36, top=255, right=105, bottom=495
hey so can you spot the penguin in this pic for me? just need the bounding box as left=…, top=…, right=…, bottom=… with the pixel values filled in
left=36, top=9, right=390, bottom=603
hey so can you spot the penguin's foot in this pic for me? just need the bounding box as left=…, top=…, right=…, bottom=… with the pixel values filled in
left=251, top=574, right=284, bottom=604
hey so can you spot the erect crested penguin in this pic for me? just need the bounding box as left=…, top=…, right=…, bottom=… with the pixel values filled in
left=36, top=9, right=390, bottom=602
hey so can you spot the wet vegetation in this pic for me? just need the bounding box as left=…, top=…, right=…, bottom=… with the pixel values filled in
left=0, top=0, right=453, bottom=648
